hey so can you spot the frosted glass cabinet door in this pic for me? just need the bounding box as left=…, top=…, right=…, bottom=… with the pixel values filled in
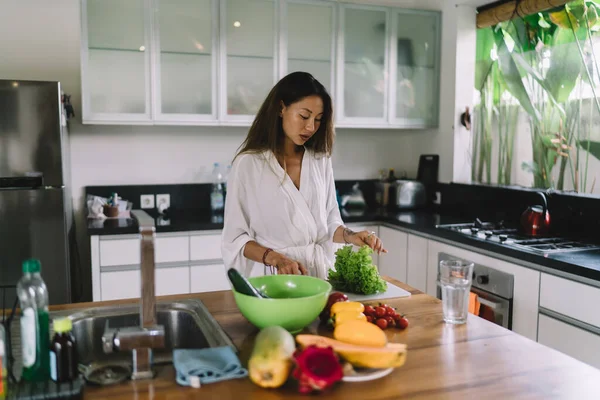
left=222, top=0, right=276, bottom=118
left=155, top=0, right=215, bottom=119
left=341, top=6, right=388, bottom=121
left=394, top=11, right=440, bottom=127
left=83, top=0, right=150, bottom=120
left=286, top=1, right=334, bottom=94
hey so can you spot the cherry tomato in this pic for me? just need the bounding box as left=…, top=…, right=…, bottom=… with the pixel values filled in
left=397, top=316, right=409, bottom=329
left=375, top=318, right=388, bottom=330
left=386, top=306, right=396, bottom=317
left=386, top=316, right=396, bottom=327
left=375, top=307, right=387, bottom=318
left=364, top=305, right=376, bottom=316
left=366, top=315, right=374, bottom=323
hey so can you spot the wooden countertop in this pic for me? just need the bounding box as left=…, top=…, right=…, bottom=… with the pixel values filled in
left=66, top=278, right=600, bottom=399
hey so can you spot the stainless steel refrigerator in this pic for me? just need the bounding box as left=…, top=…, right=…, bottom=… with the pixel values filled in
left=0, top=79, right=75, bottom=305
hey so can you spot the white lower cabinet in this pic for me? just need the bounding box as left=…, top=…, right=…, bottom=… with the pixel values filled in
left=92, top=230, right=227, bottom=301
left=190, top=263, right=231, bottom=293
left=100, top=270, right=141, bottom=301
left=156, top=266, right=190, bottom=296
left=538, top=313, right=600, bottom=370
left=540, top=273, right=600, bottom=329
left=190, top=232, right=223, bottom=261
left=378, top=226, right=408, bottom=282
left=406, top=234, right=428, bottom=292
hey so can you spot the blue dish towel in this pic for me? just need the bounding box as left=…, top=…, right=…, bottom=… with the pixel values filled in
left=173, top=346, right=248, bottom=386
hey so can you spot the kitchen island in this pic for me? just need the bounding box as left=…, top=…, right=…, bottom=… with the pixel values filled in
left=55, top=278, right=600, bottom=399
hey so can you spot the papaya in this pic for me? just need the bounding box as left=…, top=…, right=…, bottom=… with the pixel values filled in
left=296, top=334, right=407, bottom=369
left=333, top=320, right=387, bottom=347
left=248, top=326, right=296, bottom=388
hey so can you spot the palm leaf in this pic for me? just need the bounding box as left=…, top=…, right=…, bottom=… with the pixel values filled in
left=545, top=28, right=585, bottom=102
left=494, top=28, right=541, bottom=125
left=577, top=140, right=600, bottom=161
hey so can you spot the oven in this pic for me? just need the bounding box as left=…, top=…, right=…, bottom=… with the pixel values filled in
left=436, top=252, right=514, bottom=330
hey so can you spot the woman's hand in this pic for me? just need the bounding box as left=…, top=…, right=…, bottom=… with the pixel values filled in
left=267, top=252, right=308, bottom=275
left=345, top=229, right=387, bottom=255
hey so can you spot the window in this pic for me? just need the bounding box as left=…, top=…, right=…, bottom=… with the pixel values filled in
left=471, top=4, right=600, bottom=196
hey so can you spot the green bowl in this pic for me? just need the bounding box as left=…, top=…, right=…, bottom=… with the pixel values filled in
left=231, top=275, right=332, bottom=334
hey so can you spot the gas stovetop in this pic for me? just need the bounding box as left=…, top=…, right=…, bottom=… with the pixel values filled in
left=436, top=218, right=600, bottom=254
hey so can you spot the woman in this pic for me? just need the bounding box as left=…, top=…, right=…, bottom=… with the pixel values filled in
left=221, top=72, right=386, bottom=278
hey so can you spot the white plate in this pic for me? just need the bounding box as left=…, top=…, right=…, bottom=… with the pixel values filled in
left=342, top=367, right=393, bottom=382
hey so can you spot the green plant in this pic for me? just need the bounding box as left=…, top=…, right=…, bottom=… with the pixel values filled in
left=474, top=0, right=600, bottom=194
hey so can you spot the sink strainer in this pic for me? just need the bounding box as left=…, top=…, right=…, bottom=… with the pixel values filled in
left=79, top=362, right=132, bottom=386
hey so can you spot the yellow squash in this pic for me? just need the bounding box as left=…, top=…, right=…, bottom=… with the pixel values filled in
left=331, top=310, right=366, bottom=327
left=296, top=335, right=407, bottom=369
left=330, top=301, right=364, bottom=316
left=248, top=326, right=296, bottom=388
left=333, top=320, right=387, bottom=347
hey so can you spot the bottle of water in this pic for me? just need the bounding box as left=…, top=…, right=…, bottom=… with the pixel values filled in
left=210, top=162, right=224, bottom=212
left=223, top=164, right=232, bottom=200
left=17, top=259, right=50, bottom=382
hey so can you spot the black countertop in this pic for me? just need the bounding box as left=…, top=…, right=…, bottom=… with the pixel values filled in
left=86, top=208, right=600, bottom=283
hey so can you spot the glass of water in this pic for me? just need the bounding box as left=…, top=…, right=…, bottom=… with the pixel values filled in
left=439, top=259, right=474, bottom=324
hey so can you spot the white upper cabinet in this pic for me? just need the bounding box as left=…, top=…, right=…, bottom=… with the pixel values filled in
left=80, top=0, right=441, bottom=128
left=221, top=0, right=277, bottom=122
left=338, top=5, right=388, bottom=125
left=391, top=10, right=440, bottom=128
left=82, top=0, right=152, bottom=123
left=284, top=1, right=335, bottom=94
left=153, top=0, right=217, bottom=123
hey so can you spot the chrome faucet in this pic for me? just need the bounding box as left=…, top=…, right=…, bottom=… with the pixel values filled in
left=102, top=210, right=166, bottom=380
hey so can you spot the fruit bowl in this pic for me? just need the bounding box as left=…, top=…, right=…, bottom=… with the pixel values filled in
left=232, top=275, right=332, bottom=334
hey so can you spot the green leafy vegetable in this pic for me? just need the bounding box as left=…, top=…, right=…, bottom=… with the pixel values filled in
left=327, top=245, right=387, bottom=295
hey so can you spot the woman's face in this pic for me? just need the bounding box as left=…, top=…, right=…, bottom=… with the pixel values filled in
left=281, top=95, right=324, bottom=147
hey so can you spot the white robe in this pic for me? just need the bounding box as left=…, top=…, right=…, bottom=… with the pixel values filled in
left=221, top=149, right=344, bottom=278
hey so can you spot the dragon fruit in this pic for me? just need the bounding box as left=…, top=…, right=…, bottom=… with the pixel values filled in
left=292, top=345, right=343, bottom=394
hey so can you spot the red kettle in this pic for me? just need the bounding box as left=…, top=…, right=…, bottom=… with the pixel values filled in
left=521, top=192, right=550, bottom=236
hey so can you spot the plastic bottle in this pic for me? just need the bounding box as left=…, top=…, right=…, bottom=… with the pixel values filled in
left=50, top=318, right=78, bottom=383
left=223, top=164, right=232, bottom=199
left=210, top=163, right=225, bottom=212
left=17, top=259, right=50, bottom=382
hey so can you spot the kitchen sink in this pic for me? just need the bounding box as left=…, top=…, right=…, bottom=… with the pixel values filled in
left=7, top=299, right=234, bottom=380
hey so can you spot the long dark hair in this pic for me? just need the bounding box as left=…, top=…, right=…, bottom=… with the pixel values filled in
left=235, top=72, right=334, bottom=160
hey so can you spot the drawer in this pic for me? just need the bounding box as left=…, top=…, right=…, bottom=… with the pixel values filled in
left=100, top=235, right=189, bottom=267
left=540, top=273, right=600, bottom=328
left=538, top=313, right=600, bottom=370
left=190, top=234, right=222, bottom=261
left=155, top=236, right=189, bottom=263
left=100, top=238, right=139, bottom=267
left=156, top=266, right=190, bottom=296
left=100, top=270, right=140, bottom=301
left=190, top=263, right=230, bottom=293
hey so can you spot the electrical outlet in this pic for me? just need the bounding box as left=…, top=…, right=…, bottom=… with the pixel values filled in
left=140, top=194, right=155, bottom=209
left=156, top=194, right=170, bottom=210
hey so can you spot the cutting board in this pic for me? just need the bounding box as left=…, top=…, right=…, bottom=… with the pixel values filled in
left=341, top=282, right=411, bottom=302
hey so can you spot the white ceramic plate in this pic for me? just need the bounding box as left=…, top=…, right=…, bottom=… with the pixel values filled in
left=342, top=367, right=393, bottom=382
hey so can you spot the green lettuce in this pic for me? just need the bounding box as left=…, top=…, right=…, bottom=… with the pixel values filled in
left=328, top=245, right=387, bottom=295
